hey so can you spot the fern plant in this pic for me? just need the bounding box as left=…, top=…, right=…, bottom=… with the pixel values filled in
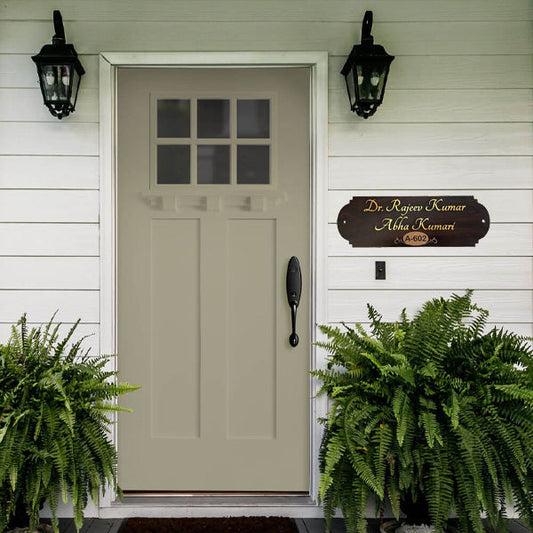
left=0, top=315, right=139, bottom=532
left=313, top=291, right=533, bottom=533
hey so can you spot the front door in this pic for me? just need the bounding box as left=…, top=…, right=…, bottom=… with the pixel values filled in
left=117, top=67, right=310, bottom=492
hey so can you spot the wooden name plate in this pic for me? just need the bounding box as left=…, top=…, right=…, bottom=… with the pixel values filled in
left=337, top=196, right=490, bottom=247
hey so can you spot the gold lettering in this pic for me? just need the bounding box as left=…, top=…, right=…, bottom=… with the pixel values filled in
left=426, top=198, right=442, bottom=211
left=364, top=199, right=382, bottom=212
left=412, top=217, right=428, bottom=231
left=392, top=216, right=410, bottom=231
left=426, top=198, right=467, bottom=212
left=412, top=217, right=456, bottom=231
left=375, top=218, right=392, bottom=231
left=376, top=216, right=409, bottom=231
left=439, top=205, right=465, bottom=212
left=386, top=198, right=423, bottom=214
left=386, top=198, right=401, bottom=212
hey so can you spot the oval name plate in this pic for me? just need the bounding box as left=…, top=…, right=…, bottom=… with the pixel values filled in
left=337, top=196, right=490, bottom=248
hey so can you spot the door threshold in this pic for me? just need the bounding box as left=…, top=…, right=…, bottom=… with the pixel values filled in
left=102, top=493, right=323, bottom=518
left=114, top=493, right=315, bottom=507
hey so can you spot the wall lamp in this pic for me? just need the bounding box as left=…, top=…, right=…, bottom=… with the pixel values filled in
left=32, top=11, right=85, bottom=119
left=341, top=11, right=394, bottom=119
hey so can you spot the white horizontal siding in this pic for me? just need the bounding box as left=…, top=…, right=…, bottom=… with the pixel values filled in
left=1, top=1, right=530, bottom=22
left=0, top=257, right=99, bottom=289
left=328, top=56, right=533, bottom=90
left=0, top=290, right=99, bottom=323
left=329, top=157, right=533, bottom=190
left=0, top=223, right=99, bottom=255
left=1, top=21, right=532, bottom=56
left=328, top=257, right=533, bottom=290
left=329, top=89, right=533, bottom=123
left=0, top=156, right=98, bottom=188
left=0, top=190, right=98, bottom=222
left=330, top=124, right=533, bottom=156
left=0, top=123, right=98, bottom=155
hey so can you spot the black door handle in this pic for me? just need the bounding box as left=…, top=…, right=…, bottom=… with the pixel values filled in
left=286, top=256, right=302, bottom=347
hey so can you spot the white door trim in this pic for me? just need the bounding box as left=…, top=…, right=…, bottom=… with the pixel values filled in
left=98, top=51, right=328, bottom=517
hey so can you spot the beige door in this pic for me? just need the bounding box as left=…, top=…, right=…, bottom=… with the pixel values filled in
left=117, top=67, right=310, bottom=492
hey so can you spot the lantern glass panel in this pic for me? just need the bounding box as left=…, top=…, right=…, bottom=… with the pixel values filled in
left=344, top=68, right=356, bottom=110
left=39, top=64, right=74, bottom=103
left=71, top=66, right=81, bottom=105
left=355, top=63, right=386, bottom=103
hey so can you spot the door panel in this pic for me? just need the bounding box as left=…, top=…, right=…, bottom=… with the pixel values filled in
left=117, top=67, right=310, bottom=491
left=150, top=218, right=200, bottom=439
left=227, top=219, right=276, bottom=440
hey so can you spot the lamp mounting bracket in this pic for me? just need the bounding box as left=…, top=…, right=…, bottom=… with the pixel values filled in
left=361, top=11, right=374, bottom=45
left=53, top=10, right=66, bottom=44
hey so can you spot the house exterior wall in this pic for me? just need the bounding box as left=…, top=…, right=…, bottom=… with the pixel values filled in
left=0, top=0, right=532, bottom=510
left=0, top=0, right=533, bottom=342
left=1, top=1, right=531, bottom=344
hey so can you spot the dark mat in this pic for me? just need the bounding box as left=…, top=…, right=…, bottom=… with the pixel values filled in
left=120, top=517, right=299, bottom=533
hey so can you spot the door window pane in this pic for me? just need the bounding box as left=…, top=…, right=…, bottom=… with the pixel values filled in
left=237, top=145, right=270, bottom=184
left=237, top=100, right=270, bottom=138
left=197, top=99, right=230, bottom=138
left=157, top=145, right=190, bottom=184
left=157, top=99, right=190, bottom=138
left=197, top=145, right=230, bottom=184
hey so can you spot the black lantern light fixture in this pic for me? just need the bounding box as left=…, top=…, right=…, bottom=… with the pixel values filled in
left=341, top=11, right=394, bottom=119
left=32, top=11, right=85, bottom=119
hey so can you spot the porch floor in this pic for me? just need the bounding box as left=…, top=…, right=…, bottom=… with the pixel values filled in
left=46, top=518, right=530, bottom=533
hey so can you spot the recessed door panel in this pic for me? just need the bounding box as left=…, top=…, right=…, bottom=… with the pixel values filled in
left=150, top=219, right=200, bottom=439
left=227, top=219, right=277, bottom=440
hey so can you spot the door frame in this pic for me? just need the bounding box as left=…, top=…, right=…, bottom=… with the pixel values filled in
left=98, top=52, right=328, bottom=517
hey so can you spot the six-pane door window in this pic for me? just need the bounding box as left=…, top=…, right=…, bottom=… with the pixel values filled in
left=155, top=98, right=271, bottom=186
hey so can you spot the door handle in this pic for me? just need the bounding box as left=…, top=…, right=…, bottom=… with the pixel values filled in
left=286, top=256, right=302, bottom=347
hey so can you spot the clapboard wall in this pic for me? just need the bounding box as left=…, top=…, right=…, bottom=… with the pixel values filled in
left=0, top=0, right=532, bottom=352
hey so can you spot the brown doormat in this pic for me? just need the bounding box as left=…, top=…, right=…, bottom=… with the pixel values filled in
left=120, top=517, right=299, bottom=533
